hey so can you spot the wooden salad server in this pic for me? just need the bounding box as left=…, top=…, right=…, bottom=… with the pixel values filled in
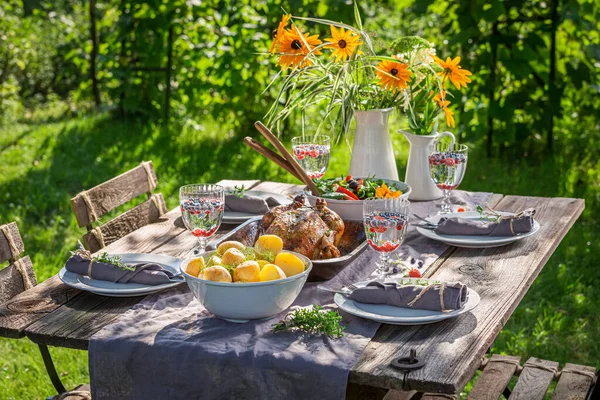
left=243, top=137, right=303, bottom=181
left=254, top=121, right=321, bottom=196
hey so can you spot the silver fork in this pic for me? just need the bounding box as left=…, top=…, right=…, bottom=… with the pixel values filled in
left=317, top=283, right=360, bottom=295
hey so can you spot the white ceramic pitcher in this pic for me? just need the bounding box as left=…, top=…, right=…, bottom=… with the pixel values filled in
left=349, top=108, right=399, bottom=180
left=401, top=130, right=455, bottom=201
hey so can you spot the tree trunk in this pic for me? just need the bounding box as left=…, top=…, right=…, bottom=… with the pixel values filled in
left=486, top=23, right=498, bottom=158
left=548, top=0, right=560, bottom=153
left=165, top=25, right=174, bottom=121
left=89, top=0, right=101, bottom=108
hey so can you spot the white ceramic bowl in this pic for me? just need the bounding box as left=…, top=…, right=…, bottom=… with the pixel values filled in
left=305, top=178, right=412, bottom=221
left=180, top=251, right=312, bottom=323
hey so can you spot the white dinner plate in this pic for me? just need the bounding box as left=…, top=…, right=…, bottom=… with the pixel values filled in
left=59, top=253, right=184, bottom=297
left=416, top=211, right=540, bottom=248
left=223, top=190, right=292, bottom=224
left=334, top=278, right=480, bottom=325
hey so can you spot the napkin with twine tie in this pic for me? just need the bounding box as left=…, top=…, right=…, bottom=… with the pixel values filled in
left=435, top=208, right=536, bottom=236
left=65, top=242, right=178, bottom=285
left=224, top=194, right=282, bottom=213
left=347, top=281, right=468, bottom=312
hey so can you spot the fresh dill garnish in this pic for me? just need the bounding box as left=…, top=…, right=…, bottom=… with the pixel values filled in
left=272, top=304, right=345, bottom=339
left=93, top=252, right=135, bottom=271
left=254, top=248, right=275, bottom=263
left=231, top=185, right=248, bottom=198
left=241, top=246, right=257, bottom=261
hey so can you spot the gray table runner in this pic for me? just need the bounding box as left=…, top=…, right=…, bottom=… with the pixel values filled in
left=89, top=191, right=491, bottom=399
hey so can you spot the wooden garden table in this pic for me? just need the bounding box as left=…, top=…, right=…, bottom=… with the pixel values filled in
left=0, top=180, right=585, bottom=397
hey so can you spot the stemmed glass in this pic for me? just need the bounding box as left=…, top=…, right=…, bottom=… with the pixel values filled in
left=428, top=143, right=468, bottom=214
left=291, top=135, right=331, bottom=179
left=363, top=198, right=410, bottom=278
left=179, top=184, right=224, bottom=254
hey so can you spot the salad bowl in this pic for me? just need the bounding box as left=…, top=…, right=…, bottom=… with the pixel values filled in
left=181, top=250, right=312, bottom=323
left=305, top=177, right=412, bottom=221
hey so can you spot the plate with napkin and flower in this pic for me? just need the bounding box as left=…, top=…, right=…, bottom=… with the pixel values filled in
left=223, top=190, right=292, bottom=224
left=333, top=278, right=480, bottom=325
left=416, top=208, right=540, bottom=248
left=59, top=242, right=184, bottom=297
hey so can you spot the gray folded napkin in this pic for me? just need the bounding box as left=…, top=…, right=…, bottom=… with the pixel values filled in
left=347, top=281, right=468, bottom=312
left=65, top=244, right=177, bottom=286
left=435, top=208, right=535, bottom=236
left=225, top=194, right=282, bottom=213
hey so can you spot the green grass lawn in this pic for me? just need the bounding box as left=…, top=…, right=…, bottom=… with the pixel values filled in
left=0, top=113, right=598, bottom=399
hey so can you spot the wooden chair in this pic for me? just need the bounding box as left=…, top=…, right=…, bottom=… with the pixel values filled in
left=71, top=161, right=167, bottom=253
left=383, top=354, right=598, bottom=400
left=0, top=222, right=90, bottom=399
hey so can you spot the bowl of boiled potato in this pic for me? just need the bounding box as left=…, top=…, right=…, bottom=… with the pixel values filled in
left=180, top=234, right=312, bottom=323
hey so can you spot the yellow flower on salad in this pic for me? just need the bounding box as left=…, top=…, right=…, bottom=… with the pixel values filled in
left=269, top=14, right=292, bottom=54
left=375, top=184, right=401, bottom=199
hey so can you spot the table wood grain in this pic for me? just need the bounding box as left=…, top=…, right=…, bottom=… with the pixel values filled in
left=0, top=181, right=584, bottom=396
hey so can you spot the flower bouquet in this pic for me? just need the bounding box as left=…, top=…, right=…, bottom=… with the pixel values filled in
left=263, top=2, right=474, bottom=197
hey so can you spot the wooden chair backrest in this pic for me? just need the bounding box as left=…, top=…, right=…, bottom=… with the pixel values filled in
left=70, top=161, right=167, bottom=253
left=0, top=222, right=38, bottom=304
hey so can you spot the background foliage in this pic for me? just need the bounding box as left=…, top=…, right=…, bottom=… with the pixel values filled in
left=2, top=0, right=598, bottom=155
left=0, top=0, right=599, bottom=398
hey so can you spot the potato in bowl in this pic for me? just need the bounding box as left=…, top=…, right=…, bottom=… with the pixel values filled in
left=180, top=238, right=312, bottom=322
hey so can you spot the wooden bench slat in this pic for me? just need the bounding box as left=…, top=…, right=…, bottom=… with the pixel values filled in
left=382, top=390, right=418, bottom=400
left=468, top=354, right=521, bottom=400
left=0, top=256, right=37, bottom=305
left=83, top=193, right=167, bottom=253
left=71, top=161, right=158, bottom=227
left=350, top=196, right=584, bottom=394
left=509, top=357, right=559, bottom=400
left=0, top=222, right=24, bottom=263
left=552, top=363, right=596, bottom=400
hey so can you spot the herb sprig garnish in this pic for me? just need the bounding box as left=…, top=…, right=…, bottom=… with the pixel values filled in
left=398, top=278, right=441, bottom=286
left=272, top=304, right=345, bottom=339
left=231, top=185, right=248, bottom=198
left=476, top=205, right=501, bottom=222
left=93, top=252, right=135, bottom=271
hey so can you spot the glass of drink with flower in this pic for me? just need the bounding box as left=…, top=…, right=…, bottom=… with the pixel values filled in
left=363, top=198, right=409, bottom=278
left=291, top=135, right=331, bottom=179
left=428, top=143, right=468, bottom=214
left=179, top=184, right=224, bottom=254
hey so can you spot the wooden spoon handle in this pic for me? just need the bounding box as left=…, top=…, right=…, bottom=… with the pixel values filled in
left=254, top=121, right=321, bottom=196
left=243, top=137, right=303, bottom=181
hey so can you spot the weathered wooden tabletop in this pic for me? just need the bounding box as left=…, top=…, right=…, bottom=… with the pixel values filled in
left=0, top=180, right=584, bottom=395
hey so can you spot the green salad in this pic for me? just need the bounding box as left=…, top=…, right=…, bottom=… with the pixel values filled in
left=313, top=175, right=403, bottom=201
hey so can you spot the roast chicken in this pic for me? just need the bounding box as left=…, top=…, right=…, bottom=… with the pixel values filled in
left=262, top=195, right=345, bottom=260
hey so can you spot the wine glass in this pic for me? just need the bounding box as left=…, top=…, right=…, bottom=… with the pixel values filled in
left=363, top=198, right=410, bottom=278
left=428, top=143, right=468, bottom=214
left=179, top=184, right=224, bottom=254
left=292, top=135, right=331, bottom=179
